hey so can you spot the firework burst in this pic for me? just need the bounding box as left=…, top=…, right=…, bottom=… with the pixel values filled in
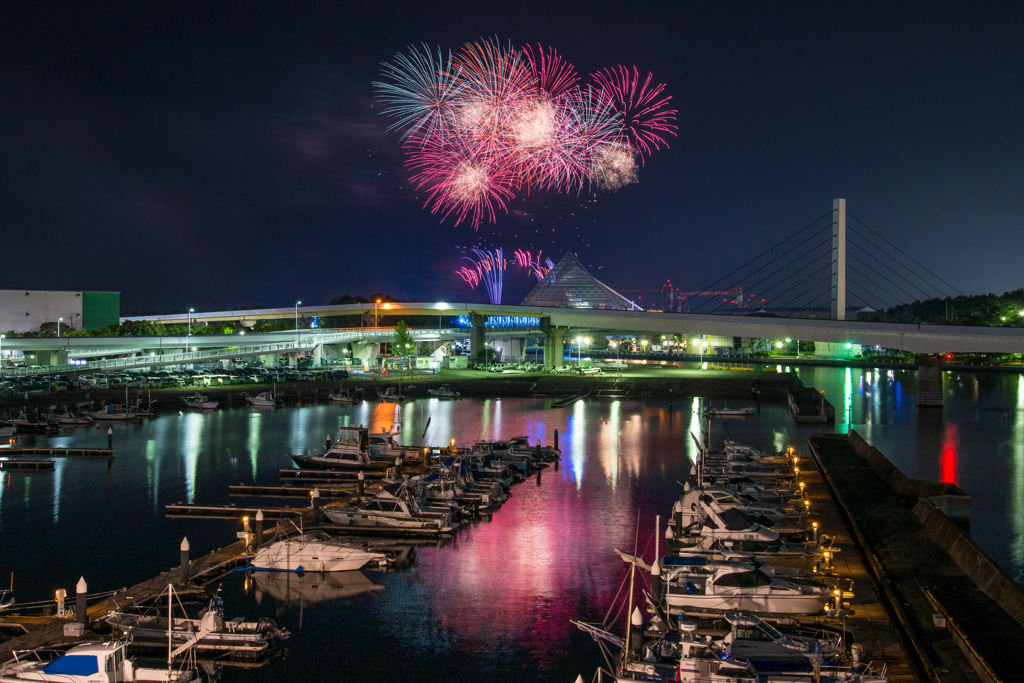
left=376, top=38, right=676, bottom=227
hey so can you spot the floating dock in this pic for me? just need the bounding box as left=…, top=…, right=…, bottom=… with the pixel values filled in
left=0, top=446, right=113, bottom=458
left=0, top=459, right=55, bottom=470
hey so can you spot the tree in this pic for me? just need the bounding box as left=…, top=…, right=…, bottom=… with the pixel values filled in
left=392, top=320, right=415, bottom=356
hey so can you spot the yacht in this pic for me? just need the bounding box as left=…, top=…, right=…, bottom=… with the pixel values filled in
left=660, top=557, right=830, bottom=615
left=323, top=482, right=459, bottom=535
left=253, top=531, right=389, bottom=572
left=0, top=425, right=16, bottom=439
left=427, top=384, right=461, bottom=398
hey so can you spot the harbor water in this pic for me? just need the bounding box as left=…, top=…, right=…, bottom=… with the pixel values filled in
left=1, top=365, right=1023, bottom=681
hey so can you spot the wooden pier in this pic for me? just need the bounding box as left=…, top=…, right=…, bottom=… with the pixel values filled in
left=165, top=503, right=311, bottom=520
left=0, top=539, right=253, bottom=663
left=0, top=447, right=113, bottom=459
left=227, top=483, right=379, bottom=499
left=0, top=460, right=54, bottom=470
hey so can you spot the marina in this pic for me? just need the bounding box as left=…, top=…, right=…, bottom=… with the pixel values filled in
left=0, top=370, right=1022, bottom=682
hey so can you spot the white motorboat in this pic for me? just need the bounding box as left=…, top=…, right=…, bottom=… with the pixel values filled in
left=660, top=557, right=830, bottom=615
left=704, top=403, right=756, bottom=416
left=323, top=482, right=459, bottom=535
left=253, top=531, right=388, bottom=572
left=105, top=590, right=288, bottom=649
left=0, top=589, right=13, bottom=613
left=0, top=640, right=198, bottom=683
left=45, top=411, right=94, bottom=426
left=183, top=393, right=218, bottom=410
left=427, top=384, right=461, bottom=398
left=87, top=405, right=138, bottom=421
left=328, top=388, right=359, bottom=403
left=378, top=387, right=405, bottom=403
left=246, top=391, right=281, bottom=408
left=0, top=426, right=15, bottom=439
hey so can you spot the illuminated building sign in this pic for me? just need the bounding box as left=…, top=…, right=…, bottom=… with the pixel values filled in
left=455, top=316, right=541, bottom=328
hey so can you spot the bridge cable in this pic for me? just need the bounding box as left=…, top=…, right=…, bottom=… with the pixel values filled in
left=845, top=250, right=920, bottom=304
left=845, top=280, right=898, bottom=316
left=702, top=232, right=833, bottom=316
left=688, top=222, right=831, bottom=314
left=845, top=235, right=938, bottom=300
left=803, top=297, right=837, bottom=320
left=845, top=266, right=905, bottom=311
left=772, top=268, right=835, bottom=317
left=737, top=259, right=833, bottom=316
left=847, top=213, right=963, bottom=296
left=673, top=210, right=833, bottom=312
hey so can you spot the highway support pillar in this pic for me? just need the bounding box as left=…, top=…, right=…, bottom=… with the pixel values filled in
left=312, top=344, right=323, bottom=367
left=470, top=313, right=488, bottom=365
left=832, top=198, right=847, bottom=321
left=916, top=354, right=945, bottom=407
left=540, top=319, right=565, bottom=370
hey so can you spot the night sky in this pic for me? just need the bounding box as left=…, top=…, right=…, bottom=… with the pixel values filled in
left=2, top=2, right=1022, bottom=313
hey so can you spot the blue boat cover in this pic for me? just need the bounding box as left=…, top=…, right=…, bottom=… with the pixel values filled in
left=44, top=655, right=99, bottom=675
left=443, top=457, right=455, bottom=467
left=663, top=556, right=707, bottom=567
left=422, top=473, right=439, bottom=482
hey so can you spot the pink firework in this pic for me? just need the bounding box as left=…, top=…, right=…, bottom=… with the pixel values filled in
left=376, top=38, right=677, bottom=227
left=407, top=132, right=519, bottom=228
left=592, top=66, right=677, bottom=161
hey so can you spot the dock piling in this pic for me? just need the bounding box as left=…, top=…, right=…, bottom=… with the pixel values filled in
left=553, top=429, right=559, bottom=451
left=311, top=488, right=320, bottom=521
left=106, top=427, right=112, bottom=451
left=254, top=510, right=264, bottom=550
left=76, top=577, right=87, bottom=624
left=325, top=433, right=331, bottom=451
left=395, top=457, right=402, bottom=477
left=357, top=471, right=365, bottom=496
left=179, top=538, right=190, bottom=584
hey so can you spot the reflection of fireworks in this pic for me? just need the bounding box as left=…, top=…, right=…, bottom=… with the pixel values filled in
left=513, top=249, right=554, bottom=281
left=458, top=248, right=505, bottom=304
left=375, top=38, right=676, bottom=227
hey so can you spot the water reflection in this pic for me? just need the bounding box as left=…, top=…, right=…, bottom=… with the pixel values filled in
left=568, top=400, right=585, bottom=488
left=1012, top=377, right=1024, bottom=573
left=248, top=413, right=261, bottom=481
left=939, top=423, right=959, bottom=484
left=253, top=570, right=384, bottom=612
left=181, top=413, right=203, bottom=503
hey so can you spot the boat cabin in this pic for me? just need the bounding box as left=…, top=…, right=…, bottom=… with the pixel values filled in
left=34, top=641, right=130, bottom=682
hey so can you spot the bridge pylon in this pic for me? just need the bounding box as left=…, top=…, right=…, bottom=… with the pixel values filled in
left=831, top=198, right=846, bottom=320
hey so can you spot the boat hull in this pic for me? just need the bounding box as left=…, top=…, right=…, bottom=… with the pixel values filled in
left=665, top=592, right=827, bottom=615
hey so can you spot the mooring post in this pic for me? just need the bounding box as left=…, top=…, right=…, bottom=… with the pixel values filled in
left=630, top=606, right=644, bottom=657
left=553, top=429, right=559, bottom=451
left=107, top=427, right=113, bottom=451
left=180, top=538, right=190, bottom=584
left=669, top=388, right=673, bottom=407
left=311, top=488, right=320, bottom=521
left=76, top=577, right=88, bottom=624
left=254, top=510, right=264, bottom=550
left=357, top=471, right=365, bottom=496
left=325, top=432, right=332, bottom=451
left=395, top=457, right=402, bottom=477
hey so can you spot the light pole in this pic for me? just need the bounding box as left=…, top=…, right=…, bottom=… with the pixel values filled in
left=295, top=301, right=302, bottom=349
left=375, top=299, right=381, bottom=327
left=57, top=317, right=62, bottom=338
left=0, top=334, right=4, bottom=369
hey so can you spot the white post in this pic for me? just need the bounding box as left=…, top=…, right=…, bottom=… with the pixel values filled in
left=832, top=198, right=846, bottom=320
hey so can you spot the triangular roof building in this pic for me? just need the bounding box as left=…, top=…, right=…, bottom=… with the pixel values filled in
left=521, top=253, right=642, bottom=310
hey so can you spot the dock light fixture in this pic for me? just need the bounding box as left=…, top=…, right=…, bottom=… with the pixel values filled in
left=812, top=521, right=818, bottom=542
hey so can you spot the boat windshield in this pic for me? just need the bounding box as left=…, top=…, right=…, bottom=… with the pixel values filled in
left=759, top=621, right=784, bottom=640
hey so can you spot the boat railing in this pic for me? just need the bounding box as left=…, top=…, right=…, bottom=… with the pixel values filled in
left=285, top=449, right=321, bottom=457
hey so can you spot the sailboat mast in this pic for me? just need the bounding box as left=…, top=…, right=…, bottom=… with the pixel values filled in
left=624, top=560, right=635, bottom=665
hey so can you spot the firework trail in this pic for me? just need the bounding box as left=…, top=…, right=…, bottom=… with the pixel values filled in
left=458, top=247, right=505, bottom=304
left=513, top=249, right=553, bottom=281
left=375, top=38, right=676, bottom=227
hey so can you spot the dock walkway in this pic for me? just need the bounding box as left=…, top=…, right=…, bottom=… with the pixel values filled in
left=0, top=541, right=251, bottom=663
left=809, top=433, right=1019, bottom=683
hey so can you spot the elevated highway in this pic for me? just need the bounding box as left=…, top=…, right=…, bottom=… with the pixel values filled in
left=124, top=302, right=1024, bottom=354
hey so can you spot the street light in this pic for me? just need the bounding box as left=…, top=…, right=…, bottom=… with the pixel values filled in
left=375, top=299, right=381, bottom=327
left=295, top=301, right=302, bottom=349
left=0, top=334, right=4, bottom=369
left=57, top=317, right=63, bottom=338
